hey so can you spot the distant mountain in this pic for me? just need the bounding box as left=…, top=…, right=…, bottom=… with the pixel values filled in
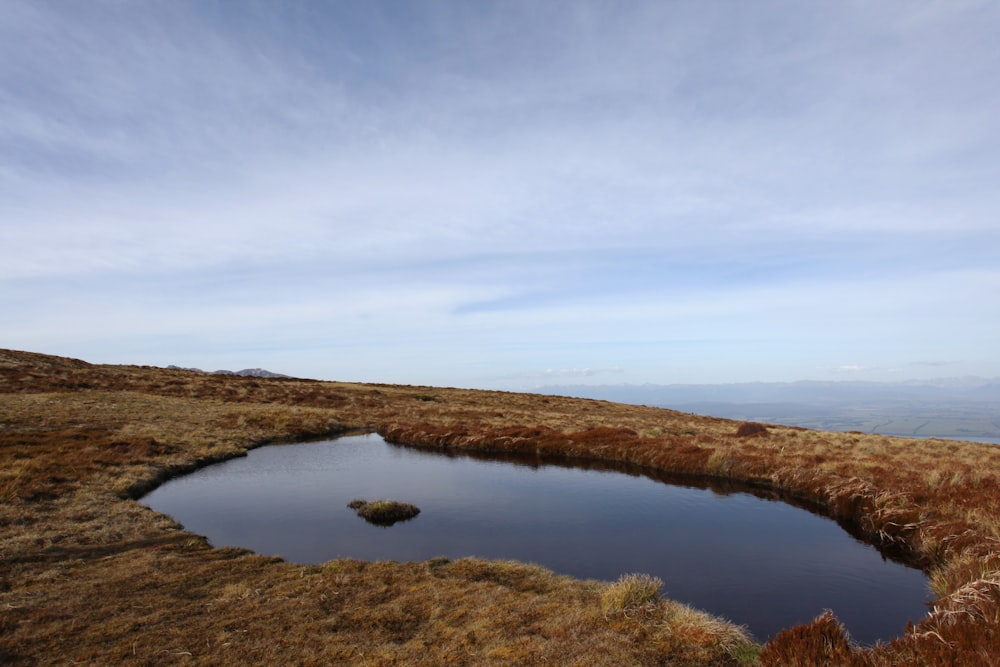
left=535, top=379, right=1000, bottom=442
left=167, top=365, right=290, bottom=379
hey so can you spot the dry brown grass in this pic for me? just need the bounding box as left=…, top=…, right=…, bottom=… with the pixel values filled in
left=600, top=573, right=664, bottom=615
left=349, top=499, right=421, bottom=525
left=0, top=350, right=755, bottom=665
left=3, top=348, right=1000, bottom=664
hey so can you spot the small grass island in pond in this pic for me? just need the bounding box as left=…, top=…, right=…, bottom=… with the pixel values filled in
left=349, top=498, right=421, bottom=526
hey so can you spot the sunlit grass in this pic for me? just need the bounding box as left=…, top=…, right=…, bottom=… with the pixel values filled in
left=599, top=573, right=758, bottom=665
left=600, top=573, right=663, bottom=616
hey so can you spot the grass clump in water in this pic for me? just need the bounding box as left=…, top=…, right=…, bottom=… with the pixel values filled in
left=349, top=498, right=421, bottom=526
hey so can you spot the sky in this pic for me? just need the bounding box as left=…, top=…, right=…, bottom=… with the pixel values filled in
left=3, top=1, right=999, bottom=390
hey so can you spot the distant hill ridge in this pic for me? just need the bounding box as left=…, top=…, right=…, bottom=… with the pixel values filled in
left=166, top=365, right=290, bottom=379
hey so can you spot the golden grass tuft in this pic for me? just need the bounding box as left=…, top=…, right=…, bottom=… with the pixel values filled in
left=601, top=573, right=663, bottom=616
left=600, top=574, right=758, bottom=665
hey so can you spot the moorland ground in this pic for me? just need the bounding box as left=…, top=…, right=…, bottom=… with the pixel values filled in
left=2, top=349, right=1000, bottom=665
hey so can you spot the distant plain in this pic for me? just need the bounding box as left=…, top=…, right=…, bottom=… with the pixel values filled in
left=538, top=379, right=1000, bottom=442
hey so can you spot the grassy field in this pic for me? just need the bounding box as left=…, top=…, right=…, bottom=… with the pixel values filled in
left=2, top=349, right=1000, bottom=665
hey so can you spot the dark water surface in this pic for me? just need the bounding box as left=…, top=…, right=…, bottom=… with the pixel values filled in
left=142, top=434, right=930, bottom=643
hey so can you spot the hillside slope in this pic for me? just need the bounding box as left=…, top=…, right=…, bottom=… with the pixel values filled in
left=2, top=349, right=1000, bottom=665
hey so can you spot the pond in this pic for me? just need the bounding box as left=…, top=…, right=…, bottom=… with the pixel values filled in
left=141, top=433, right=930, bottom=644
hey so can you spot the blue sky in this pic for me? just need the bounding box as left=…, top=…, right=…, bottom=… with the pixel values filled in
left=3, top=1, right=999, bottom=389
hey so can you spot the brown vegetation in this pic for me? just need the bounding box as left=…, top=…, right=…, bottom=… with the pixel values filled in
left=2, top=348, right=1000, bottom=664
left=349, top=499, right=421, bottom=526
left=736, top=421, right=769, bottom=438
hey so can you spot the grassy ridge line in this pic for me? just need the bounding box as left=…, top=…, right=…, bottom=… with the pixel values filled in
left=1, top=349, right=999, bottom=664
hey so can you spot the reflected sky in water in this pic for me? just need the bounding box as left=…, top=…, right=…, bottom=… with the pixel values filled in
left=142, top=434, right=930, bottom=643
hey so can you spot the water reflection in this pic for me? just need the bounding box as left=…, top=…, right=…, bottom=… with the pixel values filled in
left=141, top=433, right=929, bottom=644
